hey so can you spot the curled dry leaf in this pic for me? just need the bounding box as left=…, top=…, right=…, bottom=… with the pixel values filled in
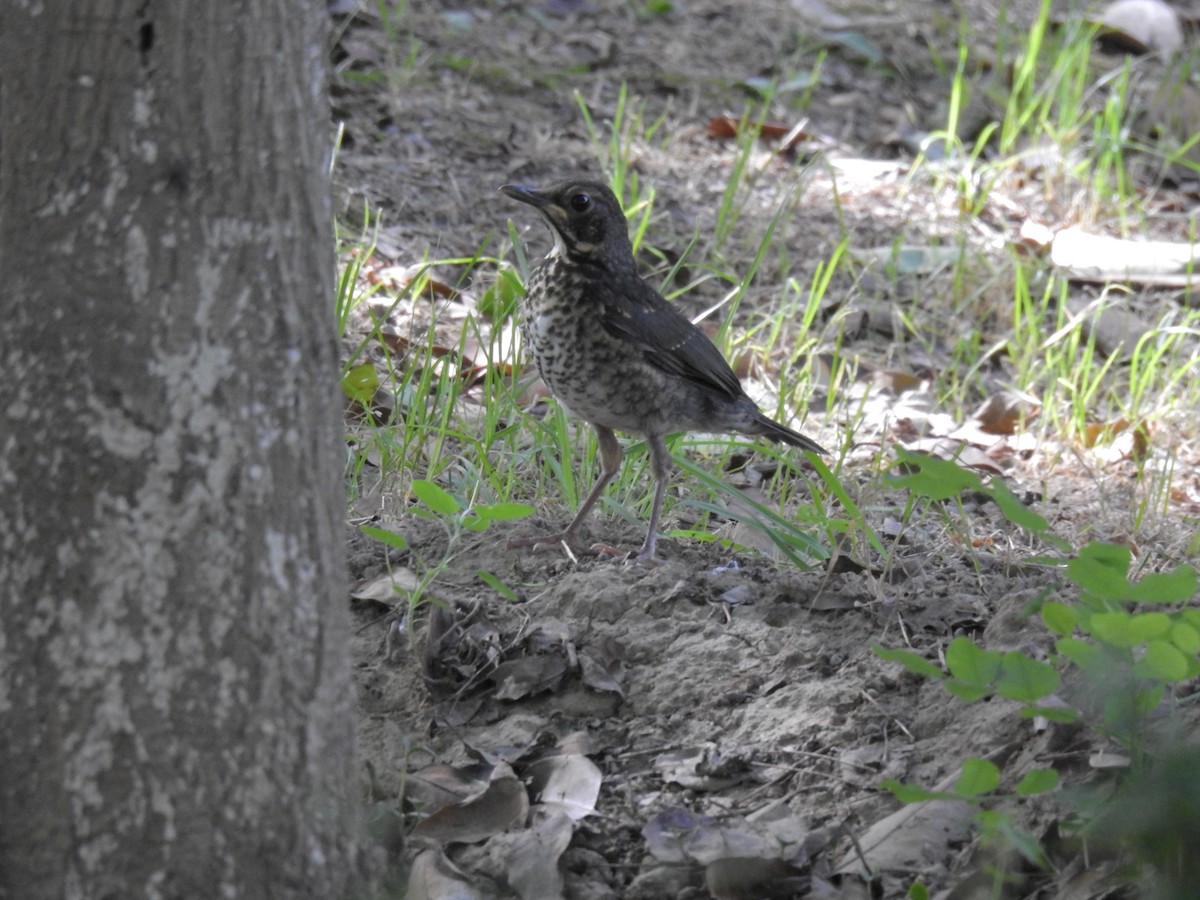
left=654, top=745, right=753, bottom=792
left=405, top=847, right=483, bottom=900
left=578, top=638, right=626, bottom=697
left=349, top=569, right=419, bottom=601
left=1083, top=417, right=1133, bottom=448
left=835, top=798, right=974, bottom=876
left=644, top=805, right=811, bottom=897
left=706, top=857, right=805, bottom=900
left=705, top=116, right=813, bottom=151
left=1089, top=751, right=1132, bottom=769
left=1095, top=0, right=1183, bottom=54
left=489, top=806, right=575, bottom=900
left=838, top=743, right=912, bottom=789
left=491, top=653, right=569, bottom=700
left=969, top=391, right=1040, bottom=436
left=410, top=761, right=529, bottom=845
left=872, top=369, right=924, bottom=395
left=470, top=806, right=573, bottom=900
left=406, top=763, right=494, bottom=816
left=1050, top=226, right=1200, bottom=286
left=524, top=753, right=602, bottom=821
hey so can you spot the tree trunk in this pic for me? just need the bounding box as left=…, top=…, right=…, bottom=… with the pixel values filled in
left=0, top=3, right=363, bottom=898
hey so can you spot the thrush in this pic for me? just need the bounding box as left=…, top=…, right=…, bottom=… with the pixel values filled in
left=500, top=179, right=827, bottom=563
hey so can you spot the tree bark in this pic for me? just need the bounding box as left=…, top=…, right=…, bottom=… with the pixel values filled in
left=0, top=3, right=362, bottom=898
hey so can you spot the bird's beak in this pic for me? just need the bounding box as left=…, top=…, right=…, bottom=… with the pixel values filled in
left=499, top=183, right=550, bottom=209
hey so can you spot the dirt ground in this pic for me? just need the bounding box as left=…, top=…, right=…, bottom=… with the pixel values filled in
left=329, top=1, right=1200, bottom=897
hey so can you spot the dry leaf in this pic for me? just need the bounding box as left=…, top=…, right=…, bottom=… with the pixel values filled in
left=410, top=762, right=529, bottom=844
left=1083, top=417, right=1131, bottom=448
left=350, top=569, right=419, bottom=600
left=835, top=799, right=974, bottom=875
left=405, top=848, right=483, bottom=900
left=1050, top=227, right=1200, bottom=286
left=525, top=753, right=602, bottom=820
left=491, top=654, right=568, bottom=700
left=969, top=391, right=1040, bottom=435
left=706, top=116, right=813, bottom=150
left=406, top=763, right=494, bottom=814
left=503, top=806, right=575, bottom=900
left=1095, top=0, right=1183, bottom=54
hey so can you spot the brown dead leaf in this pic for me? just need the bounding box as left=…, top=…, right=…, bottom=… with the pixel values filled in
left=1083, top=417, right=1131, bottom=448
left=502, top=806, right=575, bottom=900
left=969, top=390, right=1040, bottom=435
left=406, top=762, right=494, bottom=814
left=705, top=116, right=813, bottom=150
left=491, top=654, right=568, bottom=700
left=872, top=369, right=924, bottom=394
left=578, top=639, right=626, bottom=697
left=706, top=858, right=805, bottom=900
left=410, top=761, right=529, bottom=844
left=405, top=848, right=483, bottom=900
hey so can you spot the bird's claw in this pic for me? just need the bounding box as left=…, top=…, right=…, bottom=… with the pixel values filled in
left=627, top=547, right=667, bottom=567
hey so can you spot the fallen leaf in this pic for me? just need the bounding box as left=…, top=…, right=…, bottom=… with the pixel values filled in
left=350, top=569, right=419, bottom=600
left=969, top=391, right=1040, bottom=435
left=578, top=639, right=626, bottom=697
left=406, top=763, right=494, bottom=814
left=1050, top=226, right=1200, bottom=286
left=835, top=798, right=974, bottom=875
left=405, top=847, right=483, bottom=900
left=706, top=116, right=814, bottom=150
left=706, top=858, right=804, bottom=900
left=1095, top=0, right=1183, bottom=54
left=492, top=654, right=568, bottom=700
left=503, top=806, right=575, bottom=900
left=525, top=753, right=602, bottom=820
left=410, top=762, right=529, bottom=844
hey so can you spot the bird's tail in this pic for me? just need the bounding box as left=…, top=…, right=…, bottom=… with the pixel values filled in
left=746, top=411, right=828, bottom=456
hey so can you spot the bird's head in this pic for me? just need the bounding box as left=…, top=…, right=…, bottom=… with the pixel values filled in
left=500, top=180, right=633, bottom=267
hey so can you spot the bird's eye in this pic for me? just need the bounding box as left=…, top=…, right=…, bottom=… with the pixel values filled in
left=569, top=193, right=591, bottom=212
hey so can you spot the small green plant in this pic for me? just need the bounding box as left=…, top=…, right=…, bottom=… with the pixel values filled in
left=361, top=480, right=533, bottom=610
left=875, top=448, right=1200, bottom=894
left=1043, top=541, right=1199, bottom=752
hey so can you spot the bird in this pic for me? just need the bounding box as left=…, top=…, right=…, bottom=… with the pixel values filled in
left=500, top=179, right=826, bottom=563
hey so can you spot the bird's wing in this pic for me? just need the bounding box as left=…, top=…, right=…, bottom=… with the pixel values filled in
left=597, top=275, right=742, bottom=399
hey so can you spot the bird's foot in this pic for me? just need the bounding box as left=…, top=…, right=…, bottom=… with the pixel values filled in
left=623, top=538, right=666, bottom=567
left=627, top=549, right=667, bottom=567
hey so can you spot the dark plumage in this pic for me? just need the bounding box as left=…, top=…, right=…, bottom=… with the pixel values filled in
left=501, top=179, right=826, bottom=562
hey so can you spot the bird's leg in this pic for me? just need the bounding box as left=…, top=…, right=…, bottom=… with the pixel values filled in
left=631, top=433, right=673, bottom=565
left=509, top=424, right=623, bottom=554
left=564, top=424, right=623, bottom=536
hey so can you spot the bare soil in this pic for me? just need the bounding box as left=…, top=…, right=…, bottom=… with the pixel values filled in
left=330, top=1, right=1200, bottom=897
